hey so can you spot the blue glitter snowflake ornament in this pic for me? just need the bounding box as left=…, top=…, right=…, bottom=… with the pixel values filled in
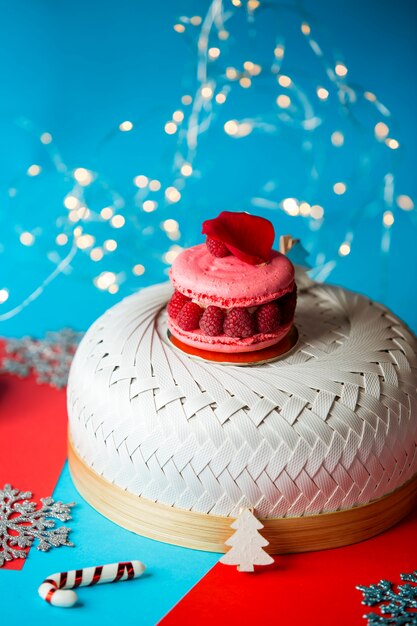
left=357, top=572, right=417, bottom=625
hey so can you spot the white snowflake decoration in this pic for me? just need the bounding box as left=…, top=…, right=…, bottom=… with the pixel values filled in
left=0, top=484, right=74, bottom=567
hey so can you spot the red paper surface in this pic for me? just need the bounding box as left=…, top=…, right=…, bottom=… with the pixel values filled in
left=161, top=504, right=417, bottom=625
left=0, top=340, right=68, bottom=569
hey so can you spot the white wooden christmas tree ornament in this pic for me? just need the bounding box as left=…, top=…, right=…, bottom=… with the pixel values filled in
left=220, top=508, right=274, bottom=572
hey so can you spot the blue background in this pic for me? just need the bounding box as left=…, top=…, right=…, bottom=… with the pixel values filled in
left=0, top=464, right=219, bottom=625
left=0, top=3, right=416, bottom=623
left=0, top=0, right=416, bottom=338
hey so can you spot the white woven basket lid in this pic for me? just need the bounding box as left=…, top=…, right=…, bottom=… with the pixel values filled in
left=67, top=278, right=417, bottom=519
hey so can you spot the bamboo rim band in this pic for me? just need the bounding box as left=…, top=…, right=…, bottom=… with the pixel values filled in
left=68, top=438, right=417, bottom=554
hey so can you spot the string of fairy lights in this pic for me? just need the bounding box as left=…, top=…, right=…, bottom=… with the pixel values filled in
left=0, top=0, right=415, bottom=321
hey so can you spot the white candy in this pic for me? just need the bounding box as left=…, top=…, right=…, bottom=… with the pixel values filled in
left=38, top=584, right=78, bottom=608
left=38, top=560, right=145, bottom=608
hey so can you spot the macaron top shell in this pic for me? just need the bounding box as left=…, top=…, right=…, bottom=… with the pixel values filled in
left=170, top=244, right=295, bottom=308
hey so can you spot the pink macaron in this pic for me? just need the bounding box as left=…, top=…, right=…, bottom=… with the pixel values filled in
left=167, top=244, right=296, bottom=353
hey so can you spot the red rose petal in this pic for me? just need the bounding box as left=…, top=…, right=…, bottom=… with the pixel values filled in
left=202, top=211, right=275, bottom=265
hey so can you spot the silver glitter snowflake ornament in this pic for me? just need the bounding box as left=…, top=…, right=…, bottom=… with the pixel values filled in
left=1, top=328, right=82, bottom=389
left=0, top=484, right=75, bottom=567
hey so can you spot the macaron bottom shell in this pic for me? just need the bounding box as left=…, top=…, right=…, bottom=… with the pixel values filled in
left=167, top=316, right=293, bottom=353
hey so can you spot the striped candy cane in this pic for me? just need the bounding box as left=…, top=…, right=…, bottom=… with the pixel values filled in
left=38, top=560, right=145, bottom=608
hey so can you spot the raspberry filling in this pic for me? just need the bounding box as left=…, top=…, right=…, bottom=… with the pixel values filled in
left=167, top=286, right=297, bottom=339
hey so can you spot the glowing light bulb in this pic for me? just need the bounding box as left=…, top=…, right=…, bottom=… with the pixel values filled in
left=173, top=23, right=185, bottom=33
left=218, top=30, right=229, bottom=40
left=310, top=205, right=324, bottom=219
left=224, top=120, right=239, bottom=136
left=133, top=264, right=145, bottom=276
left=165, top=187, right=181, bottom=203
left=163, top=246, right=183, bottom=264
left=69, top=210, right=80, bottom=223
left=104, top=239, right=117, bottom=252
left=317, top=87, right=329, bottom=101
left=216, top=93, right=227, bottom=104
left=277, top=95, right=291, bottom=108
left=239, top=77, right=251, bottom=88
left=56, top=233, right=68, bottom=246
left=299, top=202, right=311, bottom=216
left=108, top=284, right=119, bottom=294
left=40, top=132, right=52, bottom=144
left=201, top=86, right=213, bottom=99
left=119, top=120, right=133, bottom=131
left=111, top=215, right=125, bottom=228
left=181, top=163, right=193, bottom=177
left=232, top=0, right=241, bottom=5
left=374, top=122, right=389, bottom=139
left=0, top=289, right=9, bottom=304
left=100, top=206, right=114, bottom=220
left=278, top=75, right=291, bottom=87
left=64, top=195, right=79, bottom=210
left=236, top=123, right=252, bottom=137
left=208, top=47, right=221, bottom=59
left=173, top=110, right=184, bottom=122
left=90, top=247, right=104, bottom=261
left=331, top=131, right=344, bottom=147
left=335, top=63, right=348, bottom=77
left=143, top=200, right=157, bottom=212
left=27, top=164, right=41, bottom=176
left=181, top=95, right=192, bottom=105
left=247, top=0, right=260, bottom=10
left=95, top=271, right=117, bottom=290
left=190, top=15, right=202, bottom=26
left=91, top=250, right=104, bottom=263
left=383, top=211, right=394, bottom=227
left=226, top=67, right=238, bottom=80
left=385, top=138, right=400, bottom=150
left=282, top=198, right=299, bottom=215
left=274, top=45, right=284, bottom=59
left=134, top=175, right=149, bottom=188
left=339, top=242, right=351, bottom=256
left=76, top=234, right=95, bottom=250
left=74, top=167, right=93, bottom=186
left=396, top=195, right=414, bottom=211
left=149, top=179, right=161, bottom=191
left=163, top=219, right=179, bottom=233
left=20, top=232, right=35, bottom=246
left=249, top=63, right=262, bottom=76
left=333, top=182, right=347, bottom=195
left=364, top=91, right=377, bottom=102
left=301, top=22, right=311, bottom=35
left=165, top=121, right=178, bottom=135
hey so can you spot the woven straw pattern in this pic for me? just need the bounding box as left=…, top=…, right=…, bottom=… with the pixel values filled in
left=68, top=281, right=417, bottom=518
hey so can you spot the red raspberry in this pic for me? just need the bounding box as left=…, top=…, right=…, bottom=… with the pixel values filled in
left=199, top=306, right=225, bottom=336
left=278, top=285, right=297, bottom=324
left=223, top=308, right=256, bottom=338
left=255, top=302, right=281, bottom=333
left=206, top=237, right=230, bottom=258
left=167, top=291, right=190, bottom=319
left=177, top=302, right=203, bottom=331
